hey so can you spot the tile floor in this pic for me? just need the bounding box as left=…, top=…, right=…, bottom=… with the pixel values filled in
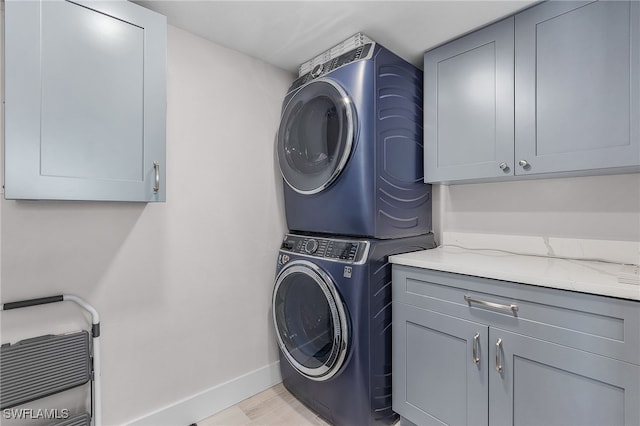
left=197, top=383, right=330, bottom=426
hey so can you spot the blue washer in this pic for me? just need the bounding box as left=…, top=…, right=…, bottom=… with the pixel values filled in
left=277, top=43, right=432, bottom=239
left=272, top=232, right=435, bottom=425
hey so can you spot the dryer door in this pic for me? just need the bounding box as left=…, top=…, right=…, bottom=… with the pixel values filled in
left=272, top=259, right=349, bottom=381
left=277, top=79, right=355, bottom=195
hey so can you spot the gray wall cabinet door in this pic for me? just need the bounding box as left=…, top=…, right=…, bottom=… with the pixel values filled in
left=4, top=0, right=166, bottom=201
left=489, top=328, right=640, bottom=426
left=515, top=0, right=640, bottom=176
left=424, top=18, right=514, bottom=183
left=393, top=303, right=489, bottom=426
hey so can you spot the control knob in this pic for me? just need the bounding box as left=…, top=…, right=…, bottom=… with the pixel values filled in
left=304, top=239, right=319, bottom=254
left=311, top=64, right=324, bottom=78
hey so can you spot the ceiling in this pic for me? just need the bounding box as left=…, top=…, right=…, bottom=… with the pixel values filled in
left=135, top=0, right=537, bottom=75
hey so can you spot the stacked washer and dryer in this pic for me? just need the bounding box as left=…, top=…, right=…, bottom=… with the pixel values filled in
left=272, top=34, right=435, bottom=426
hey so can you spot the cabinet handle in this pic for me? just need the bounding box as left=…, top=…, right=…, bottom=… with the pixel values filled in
left=464, top=295, right=518, bottom=313
left=472, top=332, right=480, bottom=365
left=499, top=162, right=508, bottom=171
left=153, top=161, right=160, bottom=193
left=495, top=338, right=503, bottom=373
left=518, top=159, right=529, bottom=168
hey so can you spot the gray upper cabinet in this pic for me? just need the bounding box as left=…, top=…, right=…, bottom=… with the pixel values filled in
left=424, top=18, right=514, bottom=183
left=4, top=0, right=167, bottom=201
left=424, top=0, right=639, bottom=184
left=515, top=0, right=640, bottom=176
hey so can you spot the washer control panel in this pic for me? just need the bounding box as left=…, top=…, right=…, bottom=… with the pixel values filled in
left=281, top=234, right=367, bottom=263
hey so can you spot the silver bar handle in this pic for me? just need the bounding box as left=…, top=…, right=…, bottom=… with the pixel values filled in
left=495, top=338, right=503, bottom=373
left=464, top=295, right=518, bottom=313
left=153, top=161, right=160, bottom=193
left=472, top=332, right=480, bottom=365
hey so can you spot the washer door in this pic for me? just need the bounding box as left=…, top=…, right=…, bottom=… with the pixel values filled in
left=276, top=79, right=355, bottom=195
left=272, top=260, right=349, bottom=381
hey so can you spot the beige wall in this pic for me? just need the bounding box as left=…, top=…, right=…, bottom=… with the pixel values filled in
left=1, top=25, right=292, bottom=424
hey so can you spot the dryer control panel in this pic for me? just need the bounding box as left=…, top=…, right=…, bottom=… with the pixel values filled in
left=288, top=43, right=375, bottom=93
left=281, top=234, right=369, bottom=264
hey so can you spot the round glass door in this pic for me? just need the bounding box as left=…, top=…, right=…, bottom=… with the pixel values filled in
left=276, top=79, right=355, bottom=194
left=272, top=260, right=349, bottom=381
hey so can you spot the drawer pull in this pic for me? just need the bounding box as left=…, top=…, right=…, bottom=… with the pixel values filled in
left=464, top=295, right=518, bottom=313
left=472, top=332, right=480, bottom=365
left=495, top=338, right=503, bottom=373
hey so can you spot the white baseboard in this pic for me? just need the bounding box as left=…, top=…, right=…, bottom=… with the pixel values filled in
left=126, top=361, right=282, bottom=426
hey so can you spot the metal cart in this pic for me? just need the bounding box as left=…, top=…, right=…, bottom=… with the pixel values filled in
left=1, top=295, right=102, bottom=426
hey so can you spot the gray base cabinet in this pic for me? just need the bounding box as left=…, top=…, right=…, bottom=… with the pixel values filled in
left=392, top=266, right=640, bottom=426
left=395, top=305, right=488, bottom=425
left=4, top=0, right=167, bottom=201
left=490, top=329, right=639, bottom=426
left=424, top=0, right=640, bottom=184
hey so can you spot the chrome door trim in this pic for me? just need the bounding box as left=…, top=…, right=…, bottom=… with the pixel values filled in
left=276, top=78, right=356, bottom=195
left=272, top=259, right=349, bottom=381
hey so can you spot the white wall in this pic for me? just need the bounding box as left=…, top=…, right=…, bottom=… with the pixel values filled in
left=433, top=173, right=640, bottom=243
left=1, top=24, right=292, bottom=424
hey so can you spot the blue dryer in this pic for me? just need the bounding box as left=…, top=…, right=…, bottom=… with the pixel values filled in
left=272, top=232, right=435, bottom=426
left=276, top=41, right=432, bottom=239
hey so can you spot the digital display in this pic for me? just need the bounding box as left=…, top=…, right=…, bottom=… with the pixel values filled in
left=326, top=242, right=358, bottom=260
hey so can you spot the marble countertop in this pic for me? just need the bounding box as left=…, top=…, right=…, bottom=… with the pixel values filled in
left=390, top=246, right=640, bottom=301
